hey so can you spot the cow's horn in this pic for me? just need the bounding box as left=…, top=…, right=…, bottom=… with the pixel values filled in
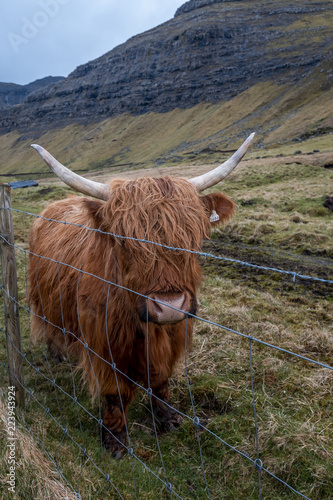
left=189, top=132, right=255, bottom=192
left=31, top=145, right=110, bottom=201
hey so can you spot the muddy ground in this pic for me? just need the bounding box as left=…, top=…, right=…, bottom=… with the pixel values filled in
left=202, top=234, right=333, bottom=300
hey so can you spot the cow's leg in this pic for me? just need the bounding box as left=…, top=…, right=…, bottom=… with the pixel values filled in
left=102, top=391, right=134, bottom=459
left=47, top=340, right=67, bottom=363
left=151, top=380, right=182, bottom=432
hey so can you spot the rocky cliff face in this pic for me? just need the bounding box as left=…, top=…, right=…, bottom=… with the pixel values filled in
left=0, top=77, right=63, bottom=109
left=175, top=0, right=244, bottom=16
left=1, top=0, right=332, bottom=134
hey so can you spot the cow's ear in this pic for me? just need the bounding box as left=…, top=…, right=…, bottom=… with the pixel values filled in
left=200, top=192, right=236, bottom=226
left=82, top=199, right=116, bottom=246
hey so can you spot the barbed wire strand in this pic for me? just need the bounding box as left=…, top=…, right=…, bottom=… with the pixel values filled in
left=57, top=262, right=86, bottom=497
left=249, top=339, right=262, bottom=500
left=145, top=298, right=173, bottom=499
left=184, top=315, right=211, bottom=498
left=105, top=282, right=138, bottom=498
left=23, top=250, right=43, bottom=404
left=4, top=207, right=333, bottom=284
left=34, top=256, right=66, bottom=427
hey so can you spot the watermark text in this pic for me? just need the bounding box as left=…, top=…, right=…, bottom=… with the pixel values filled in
left=8, top=0, right=71, bottom=54
left=6, top=386, right=16, bottom=494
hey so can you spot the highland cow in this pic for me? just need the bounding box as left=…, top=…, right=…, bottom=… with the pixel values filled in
left=29, top=133, right=254, bottom=458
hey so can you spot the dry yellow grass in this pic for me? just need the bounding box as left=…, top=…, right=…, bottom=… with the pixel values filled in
left=0, top=397, right=76, bottom=499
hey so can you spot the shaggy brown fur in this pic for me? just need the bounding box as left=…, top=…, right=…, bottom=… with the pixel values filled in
left=29, top=177, right=235, bottom=457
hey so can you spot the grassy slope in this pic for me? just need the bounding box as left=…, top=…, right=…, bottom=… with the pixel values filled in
left=0, top=70, right=332, bottom=177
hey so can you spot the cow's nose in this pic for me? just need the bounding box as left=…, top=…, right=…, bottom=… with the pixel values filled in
left=148, top=293, right=188, bottom=325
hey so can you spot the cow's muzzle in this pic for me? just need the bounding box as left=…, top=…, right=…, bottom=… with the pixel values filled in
left=137, top=292, right=197, bottom=325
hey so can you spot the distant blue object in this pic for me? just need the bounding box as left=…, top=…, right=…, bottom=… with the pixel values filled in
left=8, top=180, right=38, bottom=189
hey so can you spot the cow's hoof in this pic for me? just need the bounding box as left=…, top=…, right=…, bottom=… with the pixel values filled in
left=102, top=428, right=127, bottom=459
left=154, top=408, right=182, bottom=432
left=47, top=344, right=67, bottom=363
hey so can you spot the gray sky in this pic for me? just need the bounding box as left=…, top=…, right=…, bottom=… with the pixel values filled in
left=1, top=0, right=185, bottom=85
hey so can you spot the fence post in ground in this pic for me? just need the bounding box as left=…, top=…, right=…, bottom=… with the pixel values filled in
left=0, top=183, right=24, bottom=406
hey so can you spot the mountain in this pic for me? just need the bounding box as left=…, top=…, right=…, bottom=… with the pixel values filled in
left=0, top=77, right=64, bottom=109
left=0, top=0, right=332, bottom=174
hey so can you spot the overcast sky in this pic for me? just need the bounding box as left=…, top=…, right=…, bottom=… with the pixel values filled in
left=1, top=0, right=185, bottom=85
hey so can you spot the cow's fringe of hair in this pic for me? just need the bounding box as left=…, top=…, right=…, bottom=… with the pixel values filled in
left=101, top=177, right=210, bottom=275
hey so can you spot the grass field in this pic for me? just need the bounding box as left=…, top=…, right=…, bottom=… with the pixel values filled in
left=0, top=145, right=332, bottom=499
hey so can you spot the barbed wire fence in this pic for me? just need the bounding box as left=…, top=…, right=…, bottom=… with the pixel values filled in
left=0, top=184, right=332, bottom=499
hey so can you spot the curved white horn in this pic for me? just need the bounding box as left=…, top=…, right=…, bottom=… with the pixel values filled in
left=189, top=132, right=255, bottom=192
left=31, top=145, right=110, bottom=201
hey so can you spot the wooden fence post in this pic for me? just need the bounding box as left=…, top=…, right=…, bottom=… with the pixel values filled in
left=0, top=183, right=24, bottom=406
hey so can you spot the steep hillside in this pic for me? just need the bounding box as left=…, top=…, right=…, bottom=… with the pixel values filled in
left=0, top=0, right=332, bottom=174
left=1, top=0, right=332, bottom=133
left=1, top=79, right=332, bottom=177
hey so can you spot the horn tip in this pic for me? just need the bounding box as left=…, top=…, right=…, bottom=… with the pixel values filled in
left=31, top=144, right=42, bottom=152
